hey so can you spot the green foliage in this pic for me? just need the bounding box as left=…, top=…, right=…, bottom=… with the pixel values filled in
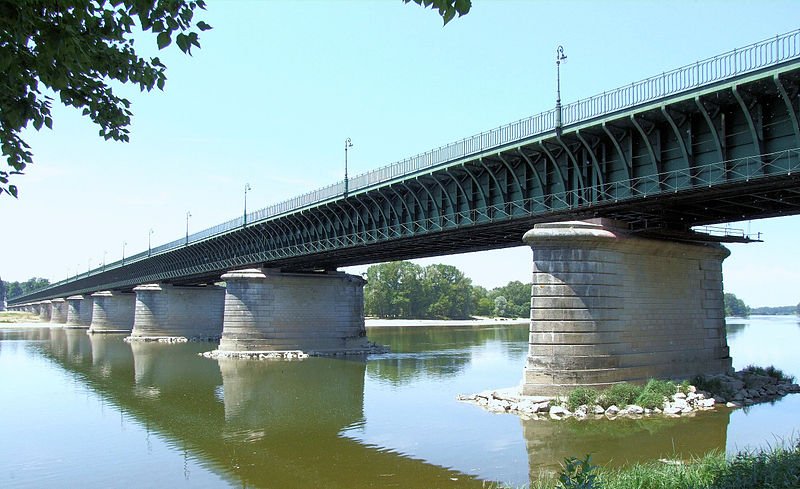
left=742, top=365, right=795, bottom=384
left=567, top=387, right=599, bottom=411
left=364, top=260, right=531, bottom=320
left=403, top=0, right=471, bottom=25
left=2, top=277, right=50, bottom=299
left=749, top=305, right=796, bottom=315
left=707, top=440, right=800, bottom=489
left=364, top=261, right=473, bottom=319
left=691, top=375, right=734, bottom=399
left=678, top=379, right=692, bottom=395
left=0, top=0, right=211, bottom=197
left=558, top=454, right=599, bottom=489
left=724, top=293, right=750, bottom=317
left=598, top=383, right=643, bottom=409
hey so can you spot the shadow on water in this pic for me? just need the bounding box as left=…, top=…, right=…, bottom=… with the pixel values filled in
left=28, top=328, right=487, bottom=489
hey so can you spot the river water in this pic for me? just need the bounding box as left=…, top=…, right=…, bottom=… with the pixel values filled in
left=1, top=316, right=798, bottom=488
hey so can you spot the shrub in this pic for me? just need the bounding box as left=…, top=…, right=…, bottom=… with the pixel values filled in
left=567, top=387, right=599, bottom=411
left=558, top=454, right=599, bottom=489
left=692, top=375, right=734, bottom=399
left=678, top=379, right=692, bottom=395
left=635, top=390, right=666, bottom=410
left=598, top=383, right=643, bottom=408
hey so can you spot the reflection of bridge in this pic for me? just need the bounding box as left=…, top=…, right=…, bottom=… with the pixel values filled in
left=35, top=329, right=486, bottom=488
left=10, top=31, right=800, bottom=393
left=33, top=327, right=731, bottom=487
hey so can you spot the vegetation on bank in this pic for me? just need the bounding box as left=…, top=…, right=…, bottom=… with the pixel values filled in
left=521, top=439, right=800, bottom=489
left=495, top=406, right=800, bottom=487
left=2, top=277, right=50, bottom=301
left=0, top=311, right=40, bottom=323
left=364, top=261, right=530, bottom=320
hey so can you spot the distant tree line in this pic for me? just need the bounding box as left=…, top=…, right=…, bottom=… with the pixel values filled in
left=749, top=305, right=797, bottom=316
left=724, top=293, right=750, bottom=317
left=364, top=261, right=530, bottom=320
left=2, top=278, right=50, bottom=300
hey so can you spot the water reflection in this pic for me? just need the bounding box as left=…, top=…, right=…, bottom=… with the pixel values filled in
left=31, top=331, right=484, bottom=489
left=3, top=317, right=799, bottom=488
left=522, top=412, right=729, bottom=480
left=366, top=325, right=528, bottom=385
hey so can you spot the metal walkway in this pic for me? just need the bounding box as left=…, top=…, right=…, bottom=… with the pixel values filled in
left=12, top=30, right=800, bottom=303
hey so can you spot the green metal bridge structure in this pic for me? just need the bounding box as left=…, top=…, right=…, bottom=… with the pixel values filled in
left=10, top=30, right=800, bottom=305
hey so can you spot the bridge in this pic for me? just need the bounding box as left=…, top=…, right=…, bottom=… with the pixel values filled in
left=9, top=30, right=800, bottom=394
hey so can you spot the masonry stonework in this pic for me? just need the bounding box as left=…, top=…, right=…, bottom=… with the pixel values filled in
left=217, top=268, right=375, bottom=355
left=65, top=295, right=93, bottom=329
left=129, top=283, right=225, bottom=340
left=88, top=291, right=136, bottom=333
left=522, top=220, right=732, bottom=396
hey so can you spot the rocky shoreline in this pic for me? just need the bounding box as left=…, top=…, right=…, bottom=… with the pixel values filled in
left=458, top=369, right=800, bottom=421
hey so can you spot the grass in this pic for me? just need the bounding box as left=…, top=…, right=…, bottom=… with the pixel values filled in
left=0, top=311, right=40, bottom=323
left=519, top=439, right=800, bottom=489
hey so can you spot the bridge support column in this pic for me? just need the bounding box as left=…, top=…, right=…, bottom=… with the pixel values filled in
left=65, top=295, right=92, bottom=329
left=214, top=268, right=384, bottom=357
left=40, top=301, right=52, bottom=321
left=129, top=284, right=225, bottom=341
left=49, top=298, right=67, bottom=324
left=522, top=219, right=732, bottom=396
left=88, top=291, right=135, bottom=334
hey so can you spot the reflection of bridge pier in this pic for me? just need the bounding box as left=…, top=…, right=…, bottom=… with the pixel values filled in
left=218, top=357, right=366, bottom=428
left=88, top=333, right=134, bottom=374
left=64, top=329, right=93, bottom=365
left=522, top=411, right=729, bottom=482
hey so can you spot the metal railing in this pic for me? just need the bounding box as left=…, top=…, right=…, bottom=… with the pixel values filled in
left=19, top=29, right=800, bottom=297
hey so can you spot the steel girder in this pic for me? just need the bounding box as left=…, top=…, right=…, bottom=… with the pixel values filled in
left=13, top=63, right=800, bottom=304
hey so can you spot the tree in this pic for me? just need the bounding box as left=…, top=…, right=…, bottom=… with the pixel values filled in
left=0, top=1, right=212, bottom=197
left=493, top=296, right=508, bottom=317
left=2, top=277, right=50, bottom=299
left=421, top=264, right=473, bottom=319
left=1, top=1, right=471, bottom=198
left=403, top=0, right=471, bottom=25
left=364, top=261, right=424, bottom=318
left=724, top=293, right=750, bottom=318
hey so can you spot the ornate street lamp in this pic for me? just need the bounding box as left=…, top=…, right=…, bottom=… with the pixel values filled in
left=122, top=241, right=127, bottom=265
left=555, top=45, right=567, bottom=133
left=243, top=183, right=252, bottom=227
left=148, top=228, right=154, bottom=256
left=185, top=211, right=192, bottom=245
left=344, top=137, right=353, bottom=197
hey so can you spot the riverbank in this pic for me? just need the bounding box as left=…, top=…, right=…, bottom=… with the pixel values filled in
left=0, top=311, right=40, bottom=323
left=522, top=438, right=800, bottom=489
left=365, top=317, right=528, bottom=327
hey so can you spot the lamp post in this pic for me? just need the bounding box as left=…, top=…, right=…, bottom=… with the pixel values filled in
left=103, top=250, right=107, bottom=272
left=344, top=137, right=353, bottom=197
left=148, top=228, right=154, bottom=256
left=87, top=259, right=91, bottom=277
left=185, top=211, right=191, bottom=245
left=243, top=183, right=251, bottom=227
left=555, top=45, right=567, bottom=133
left=122, top=241, right=127, bottom=265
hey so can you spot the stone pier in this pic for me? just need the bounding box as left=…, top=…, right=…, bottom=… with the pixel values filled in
left=214, top=268, right=382, bottom=357
left=88, top=291, right=136, bottom=334
left=522, top=220, right=732, bottom=396
left=65, top=295, right=93, bottom=329
left=38, top=300, right=51, bottom=321
left=49, top=298, right=67, bottom=324
left=129, top=283, right=225, bottom=341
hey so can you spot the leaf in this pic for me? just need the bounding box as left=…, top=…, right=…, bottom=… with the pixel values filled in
left=8, top=185, right=18, bottom=198
left=196, top=21, right=212, bottom=31
left=156, top=31, right=171, bottom=49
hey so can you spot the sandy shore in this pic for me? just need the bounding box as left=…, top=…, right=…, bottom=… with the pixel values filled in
left=365, top=317, right=528, bottom=327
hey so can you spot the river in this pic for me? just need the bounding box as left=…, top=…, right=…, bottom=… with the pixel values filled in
left=1, top=315, right=798, bottom=488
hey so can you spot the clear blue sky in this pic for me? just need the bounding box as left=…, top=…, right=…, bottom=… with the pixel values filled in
left=2, top=1, right=798, bottom=307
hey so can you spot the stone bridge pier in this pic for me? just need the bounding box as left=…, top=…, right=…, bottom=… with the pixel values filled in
left=49, top=298, right=68, bottom=324
left=88, top=291, right=135, bottom=334
left=214, top=268, right=382, bottom=357
left=522, top=219, right=732, bottom=396
left=128, top=283, right=225, bottom=341
left=66, top=295, right=93, bottom=329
